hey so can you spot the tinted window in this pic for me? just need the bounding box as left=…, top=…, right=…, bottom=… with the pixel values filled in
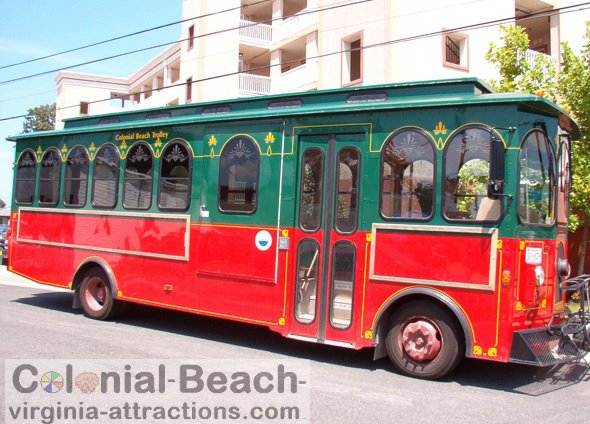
left=299, top=148, right=324, bottom=231
left=381, top=129, right=435, bottom=219
left=159, top=141, right=191, bottom=211
left=38, top=148, right=61, bottom=206
left=63, top=146, right=89, bottom=207
left=443, top=126, right=502, bottom=221
left=519, top=130, right=556, bottom=225
left=335, top=148, right=360, bottom=233
left=15, top=149, right=37, bottom=205
left=218, top=136, right=259, bottom=213
left=123, top=143, right=153, bottom=210
left=92, top=144, right=120, bottom=208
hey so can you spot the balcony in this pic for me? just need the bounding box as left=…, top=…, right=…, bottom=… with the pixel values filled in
left=274, top=61, right=317, bottom=93
left=524, top=49, right=558, bottom=78
left=239, top=19, right=272, bottom=47
left=239, top=73, right=271, bottom=96
left=275, top=9, right=318, bottom=43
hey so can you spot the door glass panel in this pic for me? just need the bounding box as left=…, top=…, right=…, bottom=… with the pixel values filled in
left=329, top=242, right=355, bottom=329
left=299, top=148, right=324, bottom=232
left=335, top=148, right=360, bottom=233
left=294, top=239, right=320, bottom=324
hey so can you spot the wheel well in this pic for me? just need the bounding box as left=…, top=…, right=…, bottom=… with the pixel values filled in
left=373, top=292, right=471, bottom=360
left=71, top=260, right=117, bottom=308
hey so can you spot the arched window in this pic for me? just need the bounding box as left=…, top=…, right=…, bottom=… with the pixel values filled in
left=63, top=146, right=89, bottom=207
left=14, top=149, right=37, bottom=205
left=38, top=148, right=61, bottom=206
left=218, top=136, right=259, bottom=213
left=123, top=142, right=153, bottom=210
left=92, top=144, right=120, bottom=209
left=335, top=148, right=360, bottom=233
left=159, top=141, right=192, bottom=211
left=381, top=129, right=435, bottom=219
left=518, top=130, right=556, bottom=225
left=443, top=126, right=502, bottom=221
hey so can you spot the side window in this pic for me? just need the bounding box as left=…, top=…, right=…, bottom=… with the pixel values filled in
left=92, top=144, right=120, bottom=209
left=381, top=129, right=435, bottom=219
left=518, top=130, right=556, bottom=226
left=14, top=149, right=37, bottom=205
left=38, top=148, right=62, bottom=206
left=123, top=142, right=153, bottom=210
left=159, top=141, right=192, bottom=211
left=218, top=136, right=259, bottom=214
left=443, top=126, right=502, bottom=221
left=63, top=146, right=89, bottom=207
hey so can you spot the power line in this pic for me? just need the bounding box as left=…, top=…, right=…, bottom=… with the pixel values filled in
left=0, top=0, right=272, bottom=71
left=0, top=0, right=374, bottom=86
left=2, top=2, right=590, bottom=123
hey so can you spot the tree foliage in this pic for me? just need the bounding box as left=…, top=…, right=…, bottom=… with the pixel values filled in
left=486, top=23, right=590, bottom=232
left=22, top=103, right=56, bottom=133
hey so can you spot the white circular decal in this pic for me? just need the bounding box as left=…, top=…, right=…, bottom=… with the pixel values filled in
left=255, top=230, right=273, bottom=251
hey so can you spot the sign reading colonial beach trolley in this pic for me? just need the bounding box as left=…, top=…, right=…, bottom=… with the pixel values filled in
left=6, top=78, right=588, bottom=380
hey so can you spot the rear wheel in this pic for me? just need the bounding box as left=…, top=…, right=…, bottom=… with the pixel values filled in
left=385, top=301, right=464, bottom=379
left=79, top=268, right=124, bottom=320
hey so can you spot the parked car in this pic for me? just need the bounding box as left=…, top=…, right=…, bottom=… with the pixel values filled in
left=0, top=224, right=8, bottom=265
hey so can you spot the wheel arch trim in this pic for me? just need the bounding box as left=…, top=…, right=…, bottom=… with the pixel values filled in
left=72, top=257, right=119, bottom=300
left=372, top=286, right=474, bottom=359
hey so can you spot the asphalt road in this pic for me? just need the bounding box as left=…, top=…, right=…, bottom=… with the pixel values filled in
left=1, top=265, right=589, bottom=424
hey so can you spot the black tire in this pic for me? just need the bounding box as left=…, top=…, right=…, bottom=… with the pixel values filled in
left=79, top=268, right=125, bottom=320
left=385, top=301, right=464, bottom=380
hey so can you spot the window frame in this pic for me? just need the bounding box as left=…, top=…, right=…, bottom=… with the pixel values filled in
left=442, top=30, right=469, bottom=72
left=123, top=141, right=154, bottom=211
left=38, top=148, right=62, bottom=207
left=328, top=240, right=356, bottom=330
left=442, top=125, right=503, bottom=223
left=217, top=135, right=260, bottom=215
left=188, top=24, right=195, bottom=51
left=186, top=77, right=193, bottom=102
left=63, top=146, right=90, bottom=208
left=92, top=143, right=120, bottom=209
left=299, top=147, right=325, bottom=232
left=379, top=127, right=436, bottom=222
left=341, top=31, right=363, bottom=87
left=158, top=140, right=193, bottom=212
left=517, top=128, right=557, bottom=228
left=334, top=146, right=361, bottom=234
left=14, top=148, right=38, bottom=206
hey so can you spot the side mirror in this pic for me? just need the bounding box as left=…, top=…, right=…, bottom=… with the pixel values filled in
left=488, top=135, right=505, bottom=199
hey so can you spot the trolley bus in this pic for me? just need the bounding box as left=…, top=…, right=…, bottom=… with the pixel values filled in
left=6, top=78, right=589, bottom=379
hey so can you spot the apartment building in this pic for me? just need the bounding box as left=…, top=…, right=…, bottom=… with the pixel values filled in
left=54, top=0, right=590, bottom=128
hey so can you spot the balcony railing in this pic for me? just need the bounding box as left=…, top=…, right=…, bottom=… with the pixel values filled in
left=239, top=19, right=272, bottom=45
left=274, top=62, right=316, bottom=93
left=524, top=49, right=558, bottom=73
left=239, top=73, right=271, bottom=96
left=275, top=9, right=318, bottom=43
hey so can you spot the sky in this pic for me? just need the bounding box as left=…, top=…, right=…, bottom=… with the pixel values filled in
left=0, top=0, right=183, bottom=206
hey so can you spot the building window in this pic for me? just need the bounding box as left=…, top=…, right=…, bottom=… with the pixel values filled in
left=92, top=144, right=120, bottom=208
left=80, top=102, right=89, bottom=115
left=381, top=129, right=435, bottom=220
left=38, top=148, right=62, bottom=206
left=218, top=136, right=259, bottom=214
left=188, top=25, right=195, bottom=50
left=14, top=149, right=37, bottom=205
left=63, top=146, right=89, bottom=207
left=186, top=77, right=193, bottom=102
left=123, top=142, right=153, bottom=210
left=342, top=32, right=362, bottom=86
left=443, top=32, right=469, bottom=70
left=159, top=141, right=192, bottom=211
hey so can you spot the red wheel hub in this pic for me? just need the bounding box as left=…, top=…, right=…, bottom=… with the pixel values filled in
left=401, top=320, right=442, bottom=362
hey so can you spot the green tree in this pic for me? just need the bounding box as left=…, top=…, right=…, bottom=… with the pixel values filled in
left=486, top=23, right=590, bottom=274
left=22, top=103, right=56, bottom=133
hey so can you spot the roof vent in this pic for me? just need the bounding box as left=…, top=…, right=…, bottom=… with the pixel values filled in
left=267, top=99, right=304, bottom=109
left=202, top=105, right=232, bottom=115
left=346, top=91, right=388, bottom=103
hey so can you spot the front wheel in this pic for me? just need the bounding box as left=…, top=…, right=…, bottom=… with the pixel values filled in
left=385, top=301, right=464, bottom=379
left=79, top=268, right=125, bottom=320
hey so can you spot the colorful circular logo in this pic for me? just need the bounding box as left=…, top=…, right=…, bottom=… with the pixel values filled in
left=255, top=230, right=273, bottom=251
left=40, top=371, right=64, bottom=393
